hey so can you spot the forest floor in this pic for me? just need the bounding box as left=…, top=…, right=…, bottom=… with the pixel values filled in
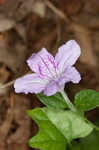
left=0, top=0, right=99, bottom=149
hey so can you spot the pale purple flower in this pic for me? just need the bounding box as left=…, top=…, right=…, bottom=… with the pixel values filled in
left=14, top=40, right=81, bottom=96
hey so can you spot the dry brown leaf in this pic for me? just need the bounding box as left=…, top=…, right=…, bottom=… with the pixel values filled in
left=0, top=15, right=15, bottom=32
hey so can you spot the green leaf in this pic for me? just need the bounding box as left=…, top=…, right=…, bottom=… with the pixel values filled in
left=80, top=129, right=99, bottom=150
left=43, top=108, right=93, bottom=141
left=28, top=107, right=93, bottom=150
left=37, top=92, right=67, bottom=109
left=28, top=108, right=67, bottom=150
left=68, top=120, right=99, bottom=150
left=79, top=120, right=99, bottom=150
left=74, top=89, right=99, bottom=111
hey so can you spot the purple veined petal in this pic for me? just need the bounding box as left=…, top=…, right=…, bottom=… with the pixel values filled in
left=27, top=48, right=58, bottom=79
left=55, top=40, right=81, bottom=73
left=44, top=80, right=60, bottom=96
left=14, top=73, right=49, bottom=94
left=58, top=66, right=81, bottom=86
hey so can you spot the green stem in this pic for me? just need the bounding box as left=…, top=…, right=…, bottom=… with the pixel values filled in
left=60, top=90, right=99, bottom=132
left=68, top=141, right=73, bottom=150
left=60, top=90, right=77, bottom=112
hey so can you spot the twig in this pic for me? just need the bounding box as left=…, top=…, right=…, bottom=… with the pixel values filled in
left=44, top=0, right=70, bottom=22
left=10, top=92, right=14, bottom=111
left=43, top=0, right=91, bottom=34
left=0, top=80, right=15, bottom=89
left=0, top=71, right=31, bottom=89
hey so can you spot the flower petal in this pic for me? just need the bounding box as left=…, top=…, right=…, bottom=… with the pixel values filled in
left=55, top=40, right=81, bottom=73
left=27, top=48, right=57, bottom=79
left=14, top=73, right=48, bottom=94
left=44, top=80, right=60, bottom=96
left=58, top=66, right=81, bottom=86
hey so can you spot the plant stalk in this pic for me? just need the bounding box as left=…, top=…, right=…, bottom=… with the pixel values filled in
left=60, top=90, right=77, bottom=112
